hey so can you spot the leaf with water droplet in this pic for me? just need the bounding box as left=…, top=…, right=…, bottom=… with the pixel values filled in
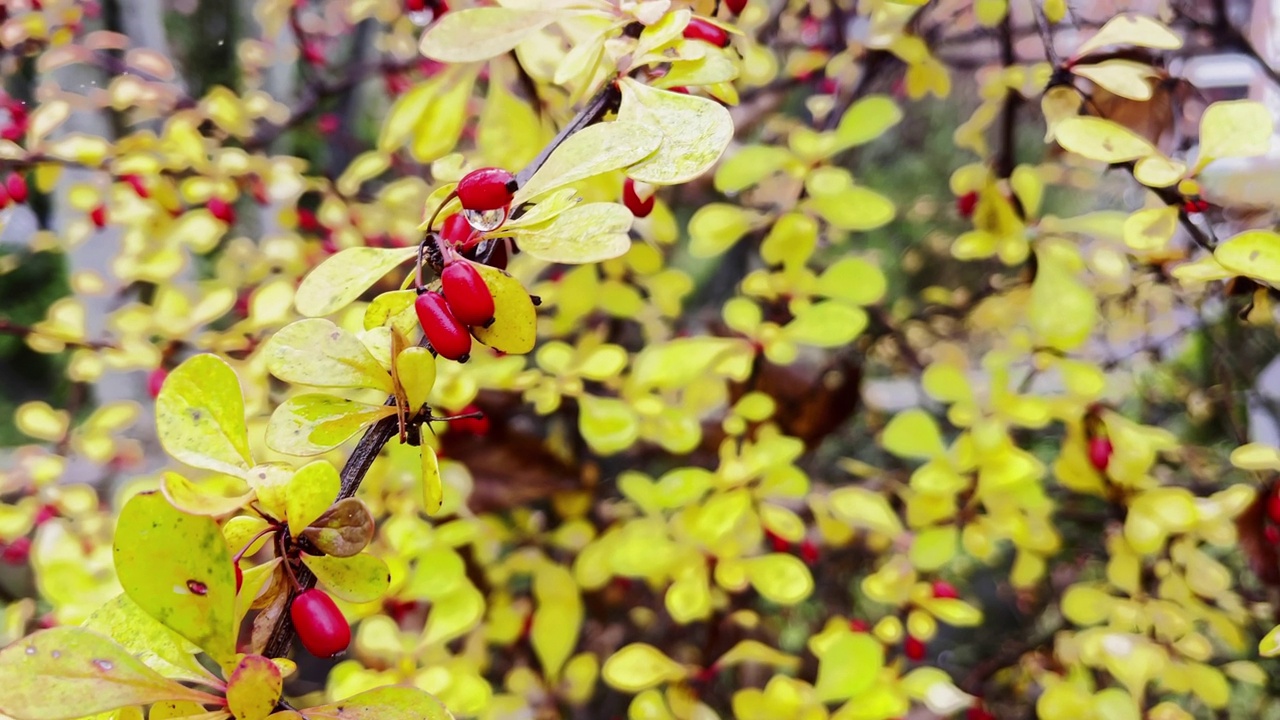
left=265, top=395, right=396, bottom=456
left=226, top=655, right=283, bottom=720
left=112, top=492, right=237, bottom=666
left=303, top=686, right=453, bottom=720
left=155, top=354, right=253, bottom=478
left=0, top=627, right=220, bottom=720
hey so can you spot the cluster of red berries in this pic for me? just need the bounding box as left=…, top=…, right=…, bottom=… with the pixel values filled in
left=0, top=172, right=28, bottom=210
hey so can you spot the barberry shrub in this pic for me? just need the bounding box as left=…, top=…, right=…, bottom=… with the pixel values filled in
left=0, top=2, right=1279, bottom=720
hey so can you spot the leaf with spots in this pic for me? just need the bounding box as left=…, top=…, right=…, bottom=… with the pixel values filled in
left=617, top=78, right=734, bottom=185
left=263, top=319, right=393, bottom=393
left=226, top=655, right=282, bottom=720
left=265, top=395, right=397, bottom=456
left=155, top=354, right=254, bottom=478
left=112, top=492, right=237, bottom=666
left=160, top=472, right=256, bottom=517
left=470, top=263, right=538, bottom=353
left=300, top=552, right=391, bottom=604
left=304, top=686, right=453, bottom=720
left=82, top=593, right=212, bottom=686
left=0, top=627, right=220, bottom=720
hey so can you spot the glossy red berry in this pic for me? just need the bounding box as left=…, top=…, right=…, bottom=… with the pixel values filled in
left=1087, top=435, right=1112, bottom=472
left=2, top=537, right=31, bottom=565
left=121, top=174, right=149, bottom=198
left=456, top=167, right=516, bottom=212
left=90, top=205, right=107, bottom=228
left=5, top=172, right=28, bottom=204
left=406, top=0, right=426, bottom=10
left=849, top=619, right=869, bottom=632
left=931, top=580, right=959, bottom=599
left=683, top=18, right=730, bottom=47
left=441, top=260, right=495, bottom=326
left=956, top=191, right=979, bottom=218
left=622, top=178, right=655, bottom=218
left=208, top=197, right=236, bottom=224
left=904, top=635, right=926, bottom=661
left=415, top=291, right=472, bottom=362
left=440, top=212, right=474, bottom=247
left=0, top=184, right=9, bottom=210
left=234, top=564, right=243, bottom=593
left=33, top=505, right=58, bottom=526
left=147, top=368, right=168, bottom=398
left=1267, top=525, right=1280, bottom=544
left=967, top=704, right=996, bottom=720
left=450, top=404, right=491, bottom=435
left=799, top=538, right=819, bottom=564
left=725, top=0, right=747, bottom=14
left=667, top=86, right=690, bottom=94
left=765, top=529, right=790, bottom=553
left=1266, top=487, right=1280, bottom=525
left=291, top=589, right=350, bottom=658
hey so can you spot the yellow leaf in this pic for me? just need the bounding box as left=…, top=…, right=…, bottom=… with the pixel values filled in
left=294, top=247, right=416, bottom=318
left=513, top=121, right=662, bottom=205
left=226, top=655, right=283, bottom=720
left=881, top=408, right=946, bottom=459
left=1028, top=247, right=1097, bottom=351
left=378, top=82, right=436, bottom=153
left=83, top=593, right=210, bottom=686
left=828, top=487, right=905, bottom=537
left=909, top=526, right=957, bottom=571
left=336, top=152, right=390, bottom=197
left=1122, top=206, right=1178, bottom=250
left=419, top=7, right=556, bottom=63
left=396, top=347, right=437, bottom=411
left=782, top=302, right=867, bottom=347
left=1053, top=116, right=1155, bottom=163
left=531, top=563, right=582, bottom=681
left=470, top=263, right=537, bottom=353
left=285, top=461, right=340, bottom=536
left=300, top=553, right=390, bottom=604
left=1230, top=442, right=1280, bottom=470
left=422, top=582, right=486, bottom=646
left=264, top=319, right=394, bottom=393
left=918, top=597, right=983, bottom=626
left=421, top=444, right=443, bottom=516
left=1074, top=14, right=1182, bottom=57
left=1260, top=624, right=1280, bottom=657
left=1200, top=100, right=1274, bottom=159
left=617, top=78, right=734, bottom=185
left=410, top=70, right=477, bottom=164
left=601, top=644, right=688, bottom=693
left=265, top=395, right=396, bottom=456
left=1040, top=85, right=1081, bottom=142
left=510, top=202, right=633, bottom=264
left=1061, top=585, right=1113, bottom=625
left=834, top=95, right=902, bottom=149
left=806, top=186, right=895, bottom=231
left=303, top=686, right=452, bottom=720
left=688, top=203, right=761, bottom=258
left=156, top=354, right=253, bottom=477
left=578, top=395, right=639, bottom=456
left=1071, top=60, right=1154, bottom=101
left=714, top=640, right=800, bottom=672
left=813, top=631, right=884, bottom=702
left=1215, top=229, right=1280, bottom=285
left=160, top=473, right=254, bottom=517
left=713, top=145, right=797, bottom=194
left=201, top=86, right=251, bottom=137
left=15, top=401, right=69, bottom=443
left=1132, top=154, right=1186, bottom=187
left=745, top=554, right=813, bottom=605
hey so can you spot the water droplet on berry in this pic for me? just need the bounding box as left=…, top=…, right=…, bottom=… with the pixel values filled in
left=463, top=207, right=507, bottom=232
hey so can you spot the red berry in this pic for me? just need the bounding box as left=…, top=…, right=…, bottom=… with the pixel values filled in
left=0, top=184, right=9, bottom=209
left=956, top=191, right=979, bottom=218
left=622, top=178, right=655, bottom=218
left=33, top=505, right=58, bottom=526
left=931, top=580, right=959, bottom=599
left=121, top=174, right=149, bottom=198
left=1266, top=488, right=1280, bottom=525
left=725, top=0, right=747, bottom=14
left=234, top=564, right=243, bottom=593
left=441, top=260, right=495, bottom=326
left=208, top=198, right=236, bottom=224
left=904, top=635, right=926, bottom=661
left=1266, top=525, right=1280, bottom=544
left=415, top=291, right=472, bottom=362
left=291, top=589, right=350, bottom=658
left=765, top=529, right=790, bottom=553
left=302, top=41, right=325, bottom=66
left=1087, top=436, right=1112, bottom=472
left=967, top=704, right=996, bottom=720
left=147, top=368, right=168, bottom=399
left=90, top=205, right=107, bottom=228
left=456, top=167, right=515, bottom=212
left=440, top=212, right=474, bottom=247
left=450, top=405, right=491, bottom=435
left=1195, top=199, right=1210, bottom=212
left=5, top=173, right=28, bottom=204
left=667, top=86, right=690, bottom=94
left=849, top=619, right=869, bottom=632
left=1182, top=200, right=1199, bottom=214
left=406, top=0, right=426, bottom=10
left=684, top=18, right=730, bottom=47
left=2, top=537, right=31, bottom=565
left=799, top=538, right=819, bottom=564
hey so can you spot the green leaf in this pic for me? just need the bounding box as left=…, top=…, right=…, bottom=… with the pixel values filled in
left=782, top=302, right=868, bottom=347
left=227, top=655, right=283, bottom=720
left=806, top=186, right=896, bottom=231
left=744, top=554, right=813, bottom=605
left=687, top=203, right=761, bottom=258
left=82, top=594, right=210, bottom=685
left=817, top=257, right=887, bottom=305
left=1214, top=229, right=1280, bottom=285
left=1053, top=116, right=1155, bottom=163
left=617, top=78, right=734, bottom=185
left=512, top=120, right=662, bottom=205
left=0, top=628, right=219, bottom=720
left=760, top=212, right=818, bottom=269
left=422, top=583, right=486, bottom=646
left=713, top=145, right=797, bottom=194
left=813, top=631, right=884, bottom=702
left=578, top=394, right=640, bottom=456
left=155, top=354, right=253, bottom=477
left=881, top=408, right=945, bottom=459
left=418, top=7, right=555, bottom=63
left=421, top=444, right=444, bottom=515
left=1200, top=100, right=1273, bottom=159
left=265, top=395, right=396, bottom=456
left=294, top=247, right=417, bottom=318
left=919, top=597, right=984, bottom=626
left=834, top=95, right=903, bottom=149
left=113, top=492, right=237, bottom=665
left=470, top=263, right=538, bottom=353
left=601, top=644, right=688, bottom=693
left=510, top=202, right=633, bottom=264
left=264, top=319, right=394, bottom=393
left=828, top=487, right=905, bottom=537
left=160, top=472, right=255, bottom=517
left=286, top=460, right=340, bottom=536
left=531, top=563, right=582, bottom=681
left=300, top=552, right=391, bottom=604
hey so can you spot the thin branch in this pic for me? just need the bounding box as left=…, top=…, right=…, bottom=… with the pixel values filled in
left=0, top=318, right=116, bottom=351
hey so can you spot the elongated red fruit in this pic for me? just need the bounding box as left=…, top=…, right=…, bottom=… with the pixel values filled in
left=291, top=589, right=350, bottom=658
left=623, top=178, right=655, bottom=218
left=5, top=172, right=28, bottom=204
left=440, top=212, right=474, bottom=246
left=456, top=167, right=516, bottom=211
left=683, top=18, right=730, bottom=47
left=441, top=261, right=495, bottom=326
left=416, top=291, right=472, bottom=362
left=725, top=0, right=747, bottom=14
left=1087, top=436, right=1112, bottom=472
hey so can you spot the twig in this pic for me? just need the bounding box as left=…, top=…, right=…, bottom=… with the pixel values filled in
left=0, top=318, right=116, bottom=351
